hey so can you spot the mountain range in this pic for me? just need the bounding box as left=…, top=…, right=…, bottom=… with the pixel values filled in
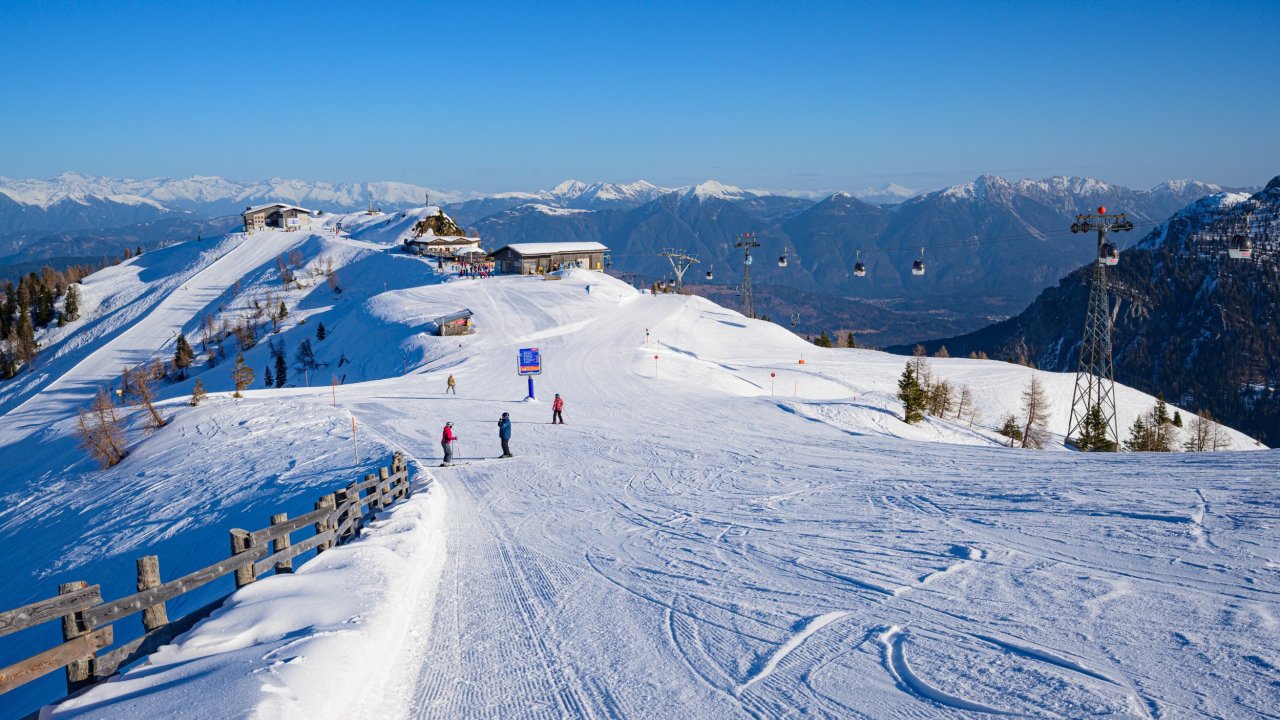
left=0, top=171, right=1247, bottom=342
left=893, top=177, right=1280, bottom=446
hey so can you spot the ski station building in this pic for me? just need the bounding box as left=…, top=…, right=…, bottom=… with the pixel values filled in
left=401, top=207, right=483, bottom=258
left=491, top=242, right=609, bottom=274
left=241, top=203, right=314, bottom=233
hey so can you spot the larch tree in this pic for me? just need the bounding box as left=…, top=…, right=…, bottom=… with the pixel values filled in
left=190, top=378, right=207, bottom=406
left=232, top=353, right=254, bottom=398
left=123, top=364, right=166, bottom=429
left=1019, top=373, right=1051, bottom=449
left=76, top=387, right=127, bottom=468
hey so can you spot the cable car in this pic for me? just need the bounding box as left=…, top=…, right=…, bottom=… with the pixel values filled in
left=1098, top=242, right=1119, bottom=266
left=1229, top=234, right=1254, bottom=259
left=778, top=250, right=789, bottom=268
left=853, top=250, right=866, bottom=277
left=911, top=247, right=925, bottom=276
left=705, top=266, right=714, bottom=280
left=790, top=313, right=800, bottom=327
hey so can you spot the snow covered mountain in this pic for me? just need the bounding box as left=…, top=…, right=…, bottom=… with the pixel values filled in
left=0, top=213, right=1273, bottom=718
left=0, top=172, right=463, bottom=234
left=852, top=182, right=922, bottom=205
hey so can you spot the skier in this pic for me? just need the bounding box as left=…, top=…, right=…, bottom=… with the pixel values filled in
left=446, top=374, right=456, bottom=394
left=440, top=422, right=457, bottom=466
left=552, top=393, right=565, bottom=424
left=498, top=412, right=513, bottom=458
left=585, top=285, right=591, bottom=295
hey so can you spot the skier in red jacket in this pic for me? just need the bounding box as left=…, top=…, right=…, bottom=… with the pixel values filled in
left=440, top=422, right=457, bottom=466
left=552, top=394, right=565, bottom=424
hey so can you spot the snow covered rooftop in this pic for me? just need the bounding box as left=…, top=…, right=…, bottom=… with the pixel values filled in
left=243, top=202, right=313, bottom=214
left=495, top=242, right=608, bottom=255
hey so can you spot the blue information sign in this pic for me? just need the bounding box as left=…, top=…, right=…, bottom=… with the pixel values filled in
left=518, top=347, right=542, bottom=376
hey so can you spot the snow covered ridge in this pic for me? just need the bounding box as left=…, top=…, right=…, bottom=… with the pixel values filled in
left=0, top=213, right=1273, bottom=717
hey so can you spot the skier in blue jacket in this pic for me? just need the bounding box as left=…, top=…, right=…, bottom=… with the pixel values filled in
left=498, top=412, right=512, bottom=458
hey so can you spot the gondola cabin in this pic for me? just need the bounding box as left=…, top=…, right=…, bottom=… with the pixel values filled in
left=911, top=259, right=925, bottom=276
left=1098, top=243, right=1120, bottom=266
left=705, top=269, right=714, bottom=280
left=778, top=255, right=788, bottom=268
left=853, top=261, right=866, bottom=277
left=1229, top=234, right=1254, bottom=259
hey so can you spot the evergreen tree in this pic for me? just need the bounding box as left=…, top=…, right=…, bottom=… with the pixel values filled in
left=278, top=301, right=288, bottom=321
left=897, top=362, right=926, bottom=424
left=294, top=339, right=319, bottom=372
left=173, top=335, right=195, bottom=375
left=264, top=366, right=274, bottom=387
left=999, top=415, right=1023, bottom=446
left=1172, top=410, right=1183, bottom=428
left=815, top=330, right=833, bottom=348
left=231, top=353, right=254, bottom=398
left=190, top=378, right=207, bottom=406
left=274, top=349, right=288, bottom=388
left=1151, top=394, right=1172, bottom=451
left=316, top=322, right=327, bottom=341
left=1125, top=417, right=1152, bottom=451
left=15, top=310, right=37, bottom=365
left=845, top=332, right=856, bottom=348
left=1076, top=404, right=1116, bottom=452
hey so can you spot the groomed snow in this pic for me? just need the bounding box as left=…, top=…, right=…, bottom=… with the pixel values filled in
left=0, top=219, right=1274, bottom=719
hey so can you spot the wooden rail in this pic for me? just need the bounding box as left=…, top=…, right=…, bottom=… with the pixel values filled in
left=0, top=452, right=410, bottom=700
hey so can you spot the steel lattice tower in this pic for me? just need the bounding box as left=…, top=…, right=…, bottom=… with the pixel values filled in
left=1066, top=209, right=1133, bottom=449
left=735, top=232, right=760, bottom=318
left=659, top=249, right=700, bottom=293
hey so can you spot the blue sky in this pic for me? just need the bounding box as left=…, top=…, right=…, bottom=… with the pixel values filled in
left=2, top=0, right=1277, bottom=193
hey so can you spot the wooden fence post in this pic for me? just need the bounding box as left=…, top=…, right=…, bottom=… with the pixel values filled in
left=230, top=529, right=256, bottom=588
left=377, top=467, right=390, bottom=509
left=315, top=494, right=336, bottom=553
left=59, top=581, right=93, bottom=693
left=270, top=514, right=293, bottom=574
left=395, top=452, right=411, bottom=499
left=136, top=555, right=169, bottom=632
left=343, top=481, right=362, bottom=540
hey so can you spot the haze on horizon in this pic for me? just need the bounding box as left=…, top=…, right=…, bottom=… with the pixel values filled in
left=2, top=0, right=1277, bottom=194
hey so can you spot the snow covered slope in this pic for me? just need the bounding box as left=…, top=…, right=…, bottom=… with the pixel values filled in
left=1, top=218, right=1275, bottom=719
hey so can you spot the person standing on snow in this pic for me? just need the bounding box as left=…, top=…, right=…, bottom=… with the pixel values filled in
left=585, top=285, right=591, bottom=295
left=446, top=373, right=456, bottom=394
left=441, top=422, right=457, bottom=466
left=552, top=394, right=565, bottom=424
left=498, top=412, right=513, bottom=458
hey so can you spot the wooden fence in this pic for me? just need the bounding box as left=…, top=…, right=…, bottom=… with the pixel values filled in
left=0, top=452, right=411, bottom=702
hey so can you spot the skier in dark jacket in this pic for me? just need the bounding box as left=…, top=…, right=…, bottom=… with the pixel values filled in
left=498, top=412, right=512, bottom=458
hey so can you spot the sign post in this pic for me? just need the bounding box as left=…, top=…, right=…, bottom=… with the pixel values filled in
left=518, top=347, right=542, bottom=399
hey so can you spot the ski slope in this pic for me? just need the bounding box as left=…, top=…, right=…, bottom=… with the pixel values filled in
left=1, top=220, right=1275, bottom=719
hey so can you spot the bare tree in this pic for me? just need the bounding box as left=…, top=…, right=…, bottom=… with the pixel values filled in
left=926, top=378, right=954, bottom=417
left=76, top=387, right=126, bottom=468
left=123, top=364, right=166, bottom=429
left=1020, top=373, right=1052, bottom=449
left=955, top=384, right=974, bottom=424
